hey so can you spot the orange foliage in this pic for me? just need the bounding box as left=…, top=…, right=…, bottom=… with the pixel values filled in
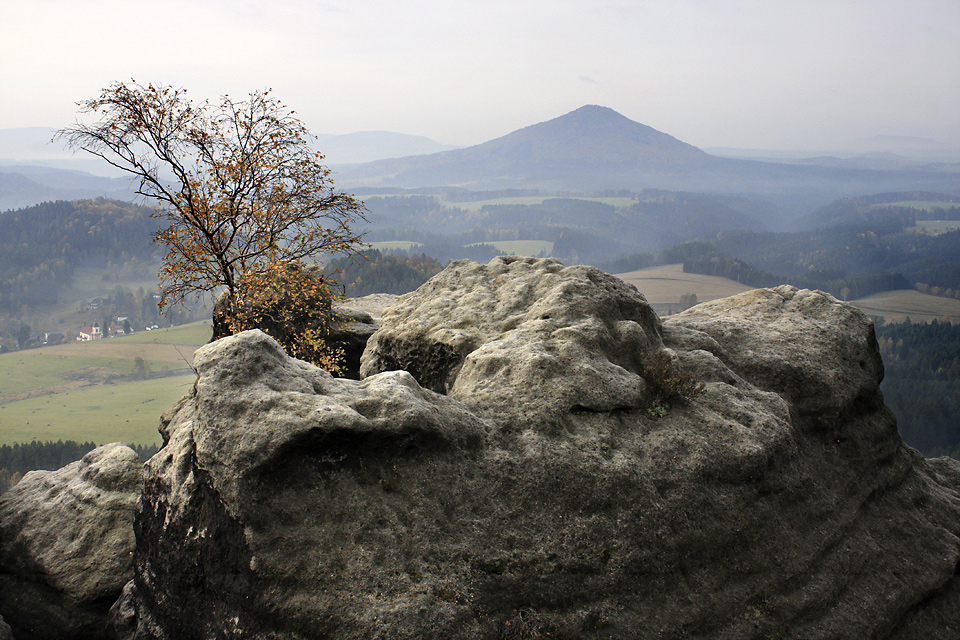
left=226, top=261, right=345, bottom=374
left=58, top=82, right=366, bottom=368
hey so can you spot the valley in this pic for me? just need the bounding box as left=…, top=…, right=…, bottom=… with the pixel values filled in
left=1, top=105, right=958, bottom=466
left=0, top=321, right=209, bottom=446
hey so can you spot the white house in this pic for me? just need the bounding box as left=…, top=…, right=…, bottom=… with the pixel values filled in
left=78, top=324, right=103, bottom=341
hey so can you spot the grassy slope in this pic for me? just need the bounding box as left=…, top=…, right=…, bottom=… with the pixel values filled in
left=26, top=265, right=163, bottom=341
left=0, top=377, right=194, bottom=446
left=616, top=264, right=959, bottom=324
left=0, top=321, right=210, bottom=446
left=441, top=196, right=636, bottom=212
left=616, top=264, right=753, bottom=304
left=850, top=290, right=960, bottom=324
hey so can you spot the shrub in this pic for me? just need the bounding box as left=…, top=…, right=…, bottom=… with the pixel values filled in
left=642, top=350, right=704, bottom=416
left=217, top=261, right=345, bottom=374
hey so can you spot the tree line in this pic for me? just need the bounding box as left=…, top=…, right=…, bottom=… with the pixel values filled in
left=0, top=198, right=161, bottom=311
left=876, top=320, right=960, bottom=456
left=0, top=440, right=160, bottom=493
left=325, top=249, right=445, bottom=297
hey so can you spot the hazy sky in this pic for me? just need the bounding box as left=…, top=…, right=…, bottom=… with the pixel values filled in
left=2, top=0, right=958, bottom=150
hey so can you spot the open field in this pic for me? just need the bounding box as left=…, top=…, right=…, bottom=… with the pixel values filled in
left=442, top=196, right=637, bottom=212
left=0, top=376, right=194, bottom=446
left=0, top=320, right=210, bottom=446
left=874, top=201, right=959, bottom=211
left=617, top=265, right=958, bottom=324
left=369, top=241, right=424, bottom=252
left=849, top=290, right=960, bottom=324
left=41, top=266, right=162, bottom=321
left=616, top=264, right=753, bottom=305
left=123, top=321, right=213, bottom=346
left=911, top=220, right=960, bottom=235
left=467, top=240, right=555, bottom=256
left=71, top=266, right=161, bottom=298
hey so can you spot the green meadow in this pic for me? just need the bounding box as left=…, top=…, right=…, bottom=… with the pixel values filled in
left=616, top=265, right=959, bottom=324
left=369, top=241, right=425, bottom=252
left=0, top=321, right=210, bottom=446
left=441, top=196, right=636, bottom=212
left=0, top=376, right=194, bottom=446
left=466, top=240, right=555, bottom=256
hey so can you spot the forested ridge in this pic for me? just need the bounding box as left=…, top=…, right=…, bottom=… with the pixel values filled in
left=601, top=192, right=960, bottom=302
left=0, top=198, right=161, bottom=311
left=325, top=249, right=445, bottom=297
left=685, top=229, right=960, bottom=300
left=877, top=320, right=960, bottom=456
left=605, top=228, right=960, bottom=302
left=0, top=440, right=159, bottom=493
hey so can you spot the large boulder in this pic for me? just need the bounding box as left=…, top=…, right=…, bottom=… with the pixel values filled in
left=328, top=294, right=399, bottom=379
left=110, top=330, right=491, bottom=639
left=0, top=443, right=141, bottom=640
left=360, top=257, right=663, bottom=432
left=112, top=257, right=960, bottom=639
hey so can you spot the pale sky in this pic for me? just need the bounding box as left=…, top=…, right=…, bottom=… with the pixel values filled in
left=2, top=0, right=958, bottom=150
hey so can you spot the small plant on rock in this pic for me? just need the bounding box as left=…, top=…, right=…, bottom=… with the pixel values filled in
left=642, top=350, right=704, bottom=417
left=500, top=608, right=559, bottom=640
left=223, top=260, right=345, bottom=374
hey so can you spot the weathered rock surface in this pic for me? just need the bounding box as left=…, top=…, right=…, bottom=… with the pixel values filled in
left=360, top=257, right=663, bottom=432
left=0, top=443, right=141, bottom=640
left=111, top=257, right=960, bottom=639
left=328, top=294, right=398, bottom=379
left=0, top=615, right=12, bottom=640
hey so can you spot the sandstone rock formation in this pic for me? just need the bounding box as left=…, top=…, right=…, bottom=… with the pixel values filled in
left=102, top=257, right=960, bottom=638
left=328, top=294, right=398, bottom=379
left=0, top=443, right=141, bottom=640
left=360, top=258, right=662, bottom=433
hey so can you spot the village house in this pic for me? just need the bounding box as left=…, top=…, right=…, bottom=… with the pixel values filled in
left=78, top=324, right=103, bottom=341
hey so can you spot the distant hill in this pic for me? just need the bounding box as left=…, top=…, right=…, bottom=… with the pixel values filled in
left=341, top=105, right=717, bottom=190
left=707, top=135, right=960, bottom=166
left=0, top=166, right=136, bottom=212
left=341, top=106, right=960, bottom=216
left=0, top=126, right=458, bottom=167
left=846, top=135, right=960, bottom=162
left=4, top=115, right=958, bottom=218
left=0, top=127, right=458, bottom=210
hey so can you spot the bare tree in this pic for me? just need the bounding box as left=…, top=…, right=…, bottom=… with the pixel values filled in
left=58, top=82, right=367, bottom=371
left=57, top=81, right=366, bottom=310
